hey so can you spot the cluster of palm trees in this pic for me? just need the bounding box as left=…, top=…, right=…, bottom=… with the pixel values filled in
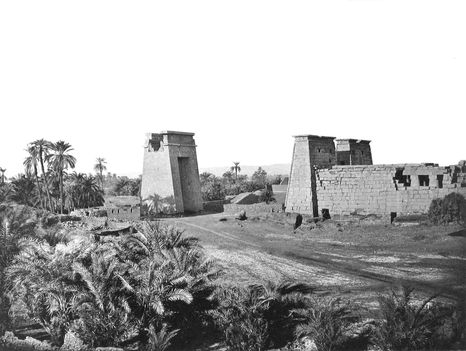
left=5, top=221, right=220, bottom=349
left=8, top=139, right=105, bottom=213
left=23, top=139, right=76, bottom=213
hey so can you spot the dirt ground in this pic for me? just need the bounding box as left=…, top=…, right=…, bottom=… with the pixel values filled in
left=162, top=212, right=466, bottom=309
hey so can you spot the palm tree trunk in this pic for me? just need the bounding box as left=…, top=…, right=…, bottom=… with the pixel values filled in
left=33, top=165, right=43, bottom=209
left=39, top=155, right=53, bottom=212
left=59, top=172, right=64, bottom=214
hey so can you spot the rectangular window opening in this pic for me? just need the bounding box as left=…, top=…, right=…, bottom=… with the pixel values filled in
left=419, top=175, right=429, bottom=186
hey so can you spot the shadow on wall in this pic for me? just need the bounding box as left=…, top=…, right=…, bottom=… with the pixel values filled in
left=142, top=193, right=177, bottom=215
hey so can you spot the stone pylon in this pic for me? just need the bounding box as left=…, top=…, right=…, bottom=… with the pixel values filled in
left=141, top=131, right=203, bottom=214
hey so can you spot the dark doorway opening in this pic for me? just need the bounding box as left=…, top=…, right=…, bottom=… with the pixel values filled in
left=437, top=175, right=444, bottom=188
left=390, top=212, right=397, bottom=223
left=322, top=209, right=331, bottom=220
left=178, top=157, right=195, bottom=213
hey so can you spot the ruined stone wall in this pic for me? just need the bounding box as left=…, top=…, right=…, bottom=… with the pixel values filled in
left=336, top=139, right=372, bottom=165
left=224, top=203, right=284, bottom=215
left=316, top=164, right=466, bottom=216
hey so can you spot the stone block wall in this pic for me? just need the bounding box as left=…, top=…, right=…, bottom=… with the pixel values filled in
left=335, top=139, right=373, bottom=165
left=107, top=206, right=141, bottom=220
left=285, top=136, right=317, bottom=215
left=203, top=200, right=230, bottom=213
left=316, top=164, right=466, bottom=216
left=224, top=203, right=284, bottom=215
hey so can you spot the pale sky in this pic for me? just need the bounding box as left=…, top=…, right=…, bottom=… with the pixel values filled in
left=1, top=1, right=465, bottom=178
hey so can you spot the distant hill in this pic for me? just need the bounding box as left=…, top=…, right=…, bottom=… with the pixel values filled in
left=200, top=163, right=291, bottom=177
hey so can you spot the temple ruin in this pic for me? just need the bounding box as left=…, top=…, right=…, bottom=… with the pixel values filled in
left=141, top=131, right=203, bottom=214
left=285, top=134, right=466, bottom=218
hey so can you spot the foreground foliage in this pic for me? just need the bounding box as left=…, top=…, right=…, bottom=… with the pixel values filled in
left=5, top=220, right=221, bottom=349
left=213, top=282, right=314, bottom=351
left=293, top=297, right=364, bottom=351
left=373, top=285, right=462, bottom=351
left=1, top=205, right=464, bottom=351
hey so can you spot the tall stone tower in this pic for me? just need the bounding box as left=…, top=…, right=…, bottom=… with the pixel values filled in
left=285, top=135, right=336, bottom=216
left=141, top=131, right=203, bottom=214
left=335, top=139, right=372, bottom=165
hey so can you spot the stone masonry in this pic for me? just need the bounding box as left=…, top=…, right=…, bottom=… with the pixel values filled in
left=285, top=135, right=337, bottom=216
left=317, top=164, right=466, bottom=216
left=141, top=131, right=203, bottom=214
left=335, top=139, right=373, bottom=165
left=285, top=134, right=466, bottom=217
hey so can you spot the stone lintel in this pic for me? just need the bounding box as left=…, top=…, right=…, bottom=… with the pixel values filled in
left=164, top=143, right=197, bottom=147
left=160, top=130, right=195, bottom=136
left=336, top=138, right=371, bottom=144
left=292, top=134, right=336, bottom=140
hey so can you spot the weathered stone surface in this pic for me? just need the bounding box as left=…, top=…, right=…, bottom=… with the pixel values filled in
left=316, top=164, right=466, bottom=216
left=224, top=203, right=284, bottom=215
left=285, top=134, right=466, bottom=217
left=141, top=131, right=203, bottom=214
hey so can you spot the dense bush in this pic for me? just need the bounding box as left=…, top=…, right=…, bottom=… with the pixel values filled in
left=373, top=285, right=460, bottom=351
left=213, top=281, right=313, bottom=351
left=428, top=193, right=466, bottom=225
left=4, top=220, right=221, bottom=349
left=293, top=297, right=365, bottom=351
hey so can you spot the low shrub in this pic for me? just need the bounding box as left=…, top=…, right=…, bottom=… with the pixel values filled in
left=292, top=297, right=366, bottom=351
left=428, top=193, right=466, bottom=225
left=0, top=331, right=55, bottom=351
left=213, top=281, right=313, bottom=351
left=373, top=285, right=459, bottom=351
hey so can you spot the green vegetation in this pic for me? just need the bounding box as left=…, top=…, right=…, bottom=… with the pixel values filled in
left=107, top=175, right=141, bottom=197
left=373, top=285, right=462, bottom=351
left=1, top=148, right=464, bottom=350
left=213, top=282, right=313, bottom=351
left=1, top=139, right=104, bottom=213
left=0, top=203, right=464, bottom=350
left=428, top=193, right=466, bottom=225
left=200, top=166, right=282, bottom=201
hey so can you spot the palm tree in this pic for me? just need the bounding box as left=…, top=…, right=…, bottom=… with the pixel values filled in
left=5, top=238, right=82, bottom=345
left=71, top=252, right=136, bottom=347
left=0, top=167, right=6, bottom=184
left=24, top=146, right=44, bottom=208
left=10, top=174, right=38, bottom=207
left=47, top=141, right=76, bottom=214
left=222, top=171, right=235, bottom=194
left=66, top=173, right=103, bottom=210
left=30, top=139, right=53, bottom=211
left=93, top=158, right=107, bottom=190
left=230, top=162, right=241, bottom=181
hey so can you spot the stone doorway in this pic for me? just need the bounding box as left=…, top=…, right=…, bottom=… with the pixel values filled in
left=178, top=157, right=196, bottom=213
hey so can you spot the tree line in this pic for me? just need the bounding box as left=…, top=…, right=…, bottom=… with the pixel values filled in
left=0, top=139, right=105, bottom=213
left=200, top=165, right=283, bottom=201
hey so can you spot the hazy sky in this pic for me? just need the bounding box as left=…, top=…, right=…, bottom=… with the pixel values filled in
left=1, top=1, right=465, bottom=178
